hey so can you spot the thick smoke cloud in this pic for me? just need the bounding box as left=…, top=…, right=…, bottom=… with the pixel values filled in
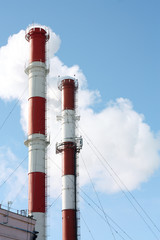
left=80, top=98, right=160, bottom=193
left=0, top=27, right=160, bottom=200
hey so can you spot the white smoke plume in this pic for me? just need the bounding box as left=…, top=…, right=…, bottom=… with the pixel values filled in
left=0, top=26, right=160, bottom=200
left=79, top=98, right=160, bottom=193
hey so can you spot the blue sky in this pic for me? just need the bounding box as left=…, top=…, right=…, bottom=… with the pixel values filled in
left=0, top=0, right=160, bottom=240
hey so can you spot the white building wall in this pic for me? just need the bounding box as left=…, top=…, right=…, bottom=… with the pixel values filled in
left=0, top=207, right=36, bottom=240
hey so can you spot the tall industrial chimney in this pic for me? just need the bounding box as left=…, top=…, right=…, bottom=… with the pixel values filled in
left=25, top=26, right=49, bottom=240
left=56, top=77, right=83, bottom=240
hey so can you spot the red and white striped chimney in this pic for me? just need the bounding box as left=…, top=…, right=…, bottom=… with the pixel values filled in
left=56, top=77, right=82, bottom=240
left=25, top=26, right=49, bottom=240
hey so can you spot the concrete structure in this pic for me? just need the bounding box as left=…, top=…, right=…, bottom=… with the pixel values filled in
left=25, top=26, right=49, bottom=240
left=0, top=205, right=36, bottom=240
left=56, top=77, right=82, bottom=240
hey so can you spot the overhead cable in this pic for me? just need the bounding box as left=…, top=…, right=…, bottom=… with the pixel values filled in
left=0, top=85, right=28, bottom=132
left=80, top=128, right=160, bottom=240
left=0, top=155, right=27, bottom=188
left=50, top=157, right=134, bottom=240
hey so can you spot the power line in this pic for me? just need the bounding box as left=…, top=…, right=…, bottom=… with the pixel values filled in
left=80, top=194, right=132, bottom=240
left=80, top=212, right=95, bottom=240
left=80, top=187, right=134, bottom=240
left=12, top=177, right=28, bottom=205
left=0, top=85, right=28, bottom=132
left=50, top=157, right=135, bottom=240
left=80, top=129, right=160, bottom=240
left=81, top=153, right=117, bottom=240
left=48, top=193, right=62, bottom=210
left=0, top=155, right=27, bottom=188
left=48, top=77, right=160, bottom=238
